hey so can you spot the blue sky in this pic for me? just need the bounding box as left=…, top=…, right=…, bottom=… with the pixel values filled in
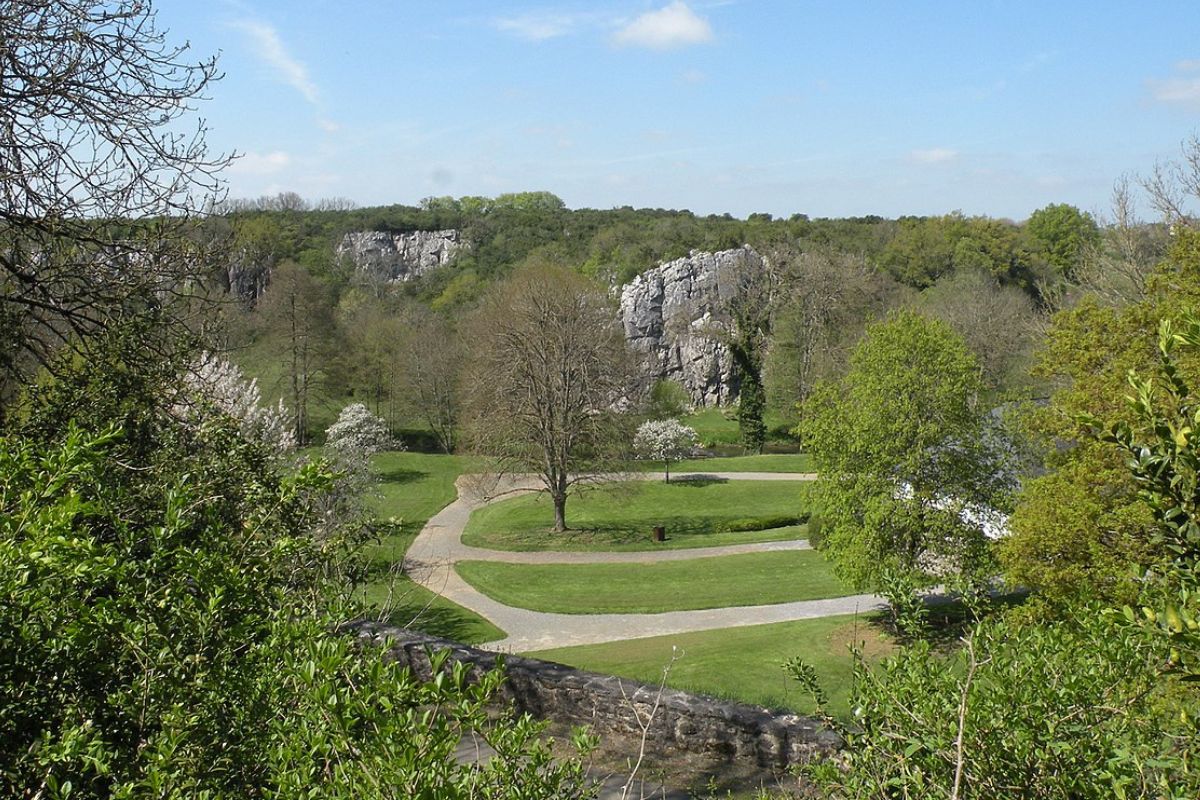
left=156, top=1, right=1200, bottom=220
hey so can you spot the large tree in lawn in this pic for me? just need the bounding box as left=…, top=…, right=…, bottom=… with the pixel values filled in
left=462, top=259, right=633, bottom=532
left=801, top=310, right=1013, bottom=596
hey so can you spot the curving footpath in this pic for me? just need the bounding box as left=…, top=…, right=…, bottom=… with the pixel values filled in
left=403, top=471, right=886, bottom=652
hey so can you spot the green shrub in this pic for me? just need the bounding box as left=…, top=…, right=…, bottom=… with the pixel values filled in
left=720, top=514, right=807, bottom=532
left=806, top=513, right=828, bottom=549
left=0, top=351, right=592, bottom=799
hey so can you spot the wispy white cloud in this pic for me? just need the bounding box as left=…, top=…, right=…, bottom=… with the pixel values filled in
left=1150, top=78, right=1200, bottom=106
left=679, top=68, right=707, bottom=84
left=613, top=2, right=714, bottom=50
left=494, top=12, right=580, bottom=41
left=230, top=150, right=291, bottom=175
left=910, top=148, right=959, bottom=164
left=231, top=19, right=319, bottom=105
left=1148, top=60, right=1200, bottom=109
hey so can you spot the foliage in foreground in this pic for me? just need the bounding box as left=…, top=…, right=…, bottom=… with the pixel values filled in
left=790, top=316, right=1200, bottom=798
left=793, top=607, right=1195, bottom=799
left=0, top=356, right=592, bottom=798
left=1000, top=228, right=1200, bottom=607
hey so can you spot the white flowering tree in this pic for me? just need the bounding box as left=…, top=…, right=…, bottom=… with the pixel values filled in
left=324, top=403, right=398, bottom=461
left=634, top=419, right=699, bottom=483
left=182, top=352, right=295, bottom=455
left=314, top=403, right=402, bottom=551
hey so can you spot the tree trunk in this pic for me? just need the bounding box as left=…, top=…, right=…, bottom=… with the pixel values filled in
left=553, top=493, right=567, bottom=532
left=664, top=461, right=670, bottom=484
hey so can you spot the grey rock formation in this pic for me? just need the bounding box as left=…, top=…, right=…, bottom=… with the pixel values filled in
left=619, top=246, right=765, bottom=407
left=225, top=257, right=271, bottom=302
left=336, top=229, right=464, bottom=282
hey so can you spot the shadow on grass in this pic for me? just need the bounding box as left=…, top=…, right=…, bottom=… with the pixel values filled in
left=370, top=601, right=493, bottom=643
left=375, top=468, right=430, bottom=486
left=861, top=589, right=1031, bottom=647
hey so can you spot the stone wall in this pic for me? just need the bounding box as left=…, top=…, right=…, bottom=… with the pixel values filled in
left=336, top=229, right=464, bottom=282
left=349, top=624, right=841, bottom=770
left=618, top=246, right=765, bottom=407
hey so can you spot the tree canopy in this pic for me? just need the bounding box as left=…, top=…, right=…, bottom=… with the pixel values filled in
left=461, top=259, right=634, bottom=531
left=801, top=310, right=1012, bottom=596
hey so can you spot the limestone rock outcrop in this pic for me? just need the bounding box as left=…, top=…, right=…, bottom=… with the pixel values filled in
left=619, top=245, right=764, bottom=407
left=336, top=229, right=464, bottom=282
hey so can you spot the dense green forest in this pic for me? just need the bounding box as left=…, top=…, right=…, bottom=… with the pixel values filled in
left=215, top=190, right=1121, bottom=443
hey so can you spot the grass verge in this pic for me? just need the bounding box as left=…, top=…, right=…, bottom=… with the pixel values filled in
left=355, top=452, right=505, bottom=644
left=528, top=613, right=895, bottom=718
left=670, top=453, right=814, bottom=473
left=455, top=549, right=847, bottom=613
left=462, top=479, right=813, bottom=552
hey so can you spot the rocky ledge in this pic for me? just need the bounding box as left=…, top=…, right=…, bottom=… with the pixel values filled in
left=619, top=245, right=765, bottom=407
left=336, top=229, right=464, bottom=282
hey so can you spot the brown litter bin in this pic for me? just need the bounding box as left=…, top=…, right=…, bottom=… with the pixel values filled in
left=653, top=526, right=665, bottom=542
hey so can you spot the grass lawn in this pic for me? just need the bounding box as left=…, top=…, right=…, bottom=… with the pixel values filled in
left=355, top=451, right=505, bottom=645
left=462, top=479, right=814, bottom=552
left=671, top=453, right=814, bottom=473
left=368, top=450, right=484, bottom=526
left=455, top=549, right=848, bottom=613
left=528, top=613, right=895, bottom=717
left=681, top=407, right=799, bottom=450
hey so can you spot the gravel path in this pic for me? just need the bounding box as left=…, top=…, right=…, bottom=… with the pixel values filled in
left=404, top=471, right=885, bottom=652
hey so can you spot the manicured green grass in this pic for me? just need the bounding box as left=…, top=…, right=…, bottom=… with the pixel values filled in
left=368, top=451, right=483, bottom=526
left=681, top=407, right=742, bottom=446
left=355, top=451, right=505, bottom=645
left=455, top=549, right=847, bottom=613
left=671, top=453, right=814, bottom=473
left=681, top=408, right=799, bottom=450
left=462, top=479, right=814, bottom=552
left=528, top=613, right=895, bottom=717
left=356, top=527, right=505, bottom=645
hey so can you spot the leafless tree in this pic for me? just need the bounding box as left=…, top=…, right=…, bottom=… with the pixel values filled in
left=0, top=0, right=230, bottom=400
left=764, top=247, right=904, bottom=417
left=461, top=260, right=634, bottom=532
left=258, top=262, right=332, bottom=444
left=1143, top=134, right=1200, bottom=226
left=399, top=307, right=463, bottom=454
left=917, top=268, right=1041, bottom=395
left=1057, top=176, right=1170, bottom=309
left=313, top=196, right=358, bottom=212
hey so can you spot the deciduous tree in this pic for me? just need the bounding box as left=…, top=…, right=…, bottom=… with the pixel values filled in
left=399, top=306, right=463, bottom=453
left=461, top=260, right=634, bottom=532
left=1026, top=202, right=1100, bottom=280
left=801, top=311, right=1012, bottom=596
left=258, top=262, right=334, bottom=444
left=634, top=419, right=698, bottom=483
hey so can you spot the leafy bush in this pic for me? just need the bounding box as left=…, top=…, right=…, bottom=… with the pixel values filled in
left=720, top=514, right=807, bottom=532
left=0, top=348, right=592, bottom=798
left=793, top=609, right=1197, bottom=799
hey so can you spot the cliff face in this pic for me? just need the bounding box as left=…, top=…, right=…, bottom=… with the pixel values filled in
left=619, top=245, right=764, bottom=407
left=335, top=229, right=464, bottom=282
